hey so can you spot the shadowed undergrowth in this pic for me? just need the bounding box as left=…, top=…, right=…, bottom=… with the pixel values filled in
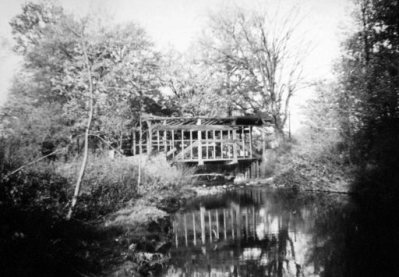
left=0, top=151, right=195, bottom=277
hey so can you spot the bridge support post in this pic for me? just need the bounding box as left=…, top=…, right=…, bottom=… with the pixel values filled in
left=197, top=119, right=204, bottom=165
left=250, top=126, right=253, bottom=158
left=232, top=128, right=238, bottom=164
left=146, top=121, right=152, bottom=156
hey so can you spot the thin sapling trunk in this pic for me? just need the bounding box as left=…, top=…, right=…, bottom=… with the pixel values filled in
left=67, top=38, right=94, bottom=220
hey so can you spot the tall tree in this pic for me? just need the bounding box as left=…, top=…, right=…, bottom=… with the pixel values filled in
left=160, top=48, right=225, bottom=116
left=6, top=1, right=164, bottom=217
left=338, top=0, right=399, bottom=165
left=199, top=7, right=307, bottom=134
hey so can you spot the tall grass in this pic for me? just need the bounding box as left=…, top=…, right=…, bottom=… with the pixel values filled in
left=132, top=153, right=195, bottom=195
left=56, top=152, right=195, bottom=218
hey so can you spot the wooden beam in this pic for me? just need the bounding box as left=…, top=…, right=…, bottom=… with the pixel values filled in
left=206, top=131, right=209, bottom=160
left=227, top=130, right=231, bottom=158
left=214, top=131, right=217, bottom=158
left=197, top=119, right=203, bottom=165
left=152, top=124, right=235, bottom=131
left=181, top=129, right=184, bottom=157
left=141, top=114, right=273, bottom=124
left=190, top=130, right=193, bottom=160
left=157, top=130, right=160, bottom=152
left=232, top=128, right=238, bottom=163
left=242, top=127, right=245, bottom=157
left=163, top=120, right=167, bottom=153
left=221, top=131, right=224, bottom=159
left=147, top=121, right=152, bottom=155
left=163, top=132, right=167, bottom=153
left=171, top=130, right=175, bottom=158
left=250, top=126, right=253, bottom=158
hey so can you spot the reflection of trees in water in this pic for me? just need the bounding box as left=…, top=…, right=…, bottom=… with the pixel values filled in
left=166, top=188, right=327, bottom=277
left=309, top=197, right=399, bottom=277
left=167, top=188, right=399, bottom=276
left=303, top=200, right=349, bottom=276
left=255, top=211, right=303, bottom=277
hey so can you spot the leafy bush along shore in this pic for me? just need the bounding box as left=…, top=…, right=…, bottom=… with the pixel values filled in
left=55, top=153, right=194, bottom=219
left=0, top=152, right=195, bottom=277
left=268, top=139, right=353, bottom=193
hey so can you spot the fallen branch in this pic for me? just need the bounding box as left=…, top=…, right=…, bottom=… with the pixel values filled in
left=2, top=148, right=64, bottom=180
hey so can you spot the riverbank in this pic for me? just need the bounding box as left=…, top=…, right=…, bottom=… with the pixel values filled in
left=0, top=148, right=353, bottom=277
left=0, top=153, right=196, bottom=277
left=97, top=187, right=193, bottom=276
left=266, top=140, right=353, bottom=194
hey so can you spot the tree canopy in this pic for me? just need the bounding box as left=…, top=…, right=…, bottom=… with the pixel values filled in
left=197, top=7, right=307, bottom=132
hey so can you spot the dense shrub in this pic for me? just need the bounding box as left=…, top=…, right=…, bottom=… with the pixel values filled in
left=272, top=135, right=351, bottom=191
left=56, top=154, right=137, bottom=219
left=0, top=165, right=97, bottom=277
left=351, top=119, right=399, bottom=199
left=0, top=168, right=69, bottom=215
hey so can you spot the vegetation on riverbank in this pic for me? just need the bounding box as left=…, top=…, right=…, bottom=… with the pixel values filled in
left=271, top=139, right=352, bottom=193
left=0, top=151, right=196, bottom=276
left=1, top=0, right=399, bottom=276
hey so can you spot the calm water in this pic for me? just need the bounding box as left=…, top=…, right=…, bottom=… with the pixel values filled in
left=162, top=187, right=399, bottom=277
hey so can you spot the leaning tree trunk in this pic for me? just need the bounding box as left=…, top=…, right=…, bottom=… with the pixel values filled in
left=67, top=39, right=94, bottom=220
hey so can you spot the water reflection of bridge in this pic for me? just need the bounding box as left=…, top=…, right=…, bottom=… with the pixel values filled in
left=173, top=189, right=303, bottom=247
left=167, top=188, right=311, bottom=277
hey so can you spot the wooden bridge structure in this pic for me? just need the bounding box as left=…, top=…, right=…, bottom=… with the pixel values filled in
left=131, top=114, right=273, bottom=165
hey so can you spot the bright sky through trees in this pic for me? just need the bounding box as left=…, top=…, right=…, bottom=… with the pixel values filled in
left=0, top=0, right=353, bottom=130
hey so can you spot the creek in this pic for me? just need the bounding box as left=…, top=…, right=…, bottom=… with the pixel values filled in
left=161, top=187, right=399, bottom=277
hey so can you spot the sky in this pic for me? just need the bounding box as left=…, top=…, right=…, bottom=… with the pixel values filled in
left=0, top=0, right=353, bottom=130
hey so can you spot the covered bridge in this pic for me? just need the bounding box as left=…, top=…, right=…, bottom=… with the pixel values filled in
left=131, top=114, right=273, bottom=165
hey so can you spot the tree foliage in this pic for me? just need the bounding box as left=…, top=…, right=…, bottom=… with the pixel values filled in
left=3, top=1, right=166, bottom=160
left=198, top=7, right=307, bottom=132
left=160, top=49, right=226, bottom=116
left=336, top=0, right=399, bottom=196
left=338, top=0, right=399, bottom=164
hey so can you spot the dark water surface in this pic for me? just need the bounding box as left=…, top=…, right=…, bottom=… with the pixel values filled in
left=162, top=187, right=399, bottom=277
